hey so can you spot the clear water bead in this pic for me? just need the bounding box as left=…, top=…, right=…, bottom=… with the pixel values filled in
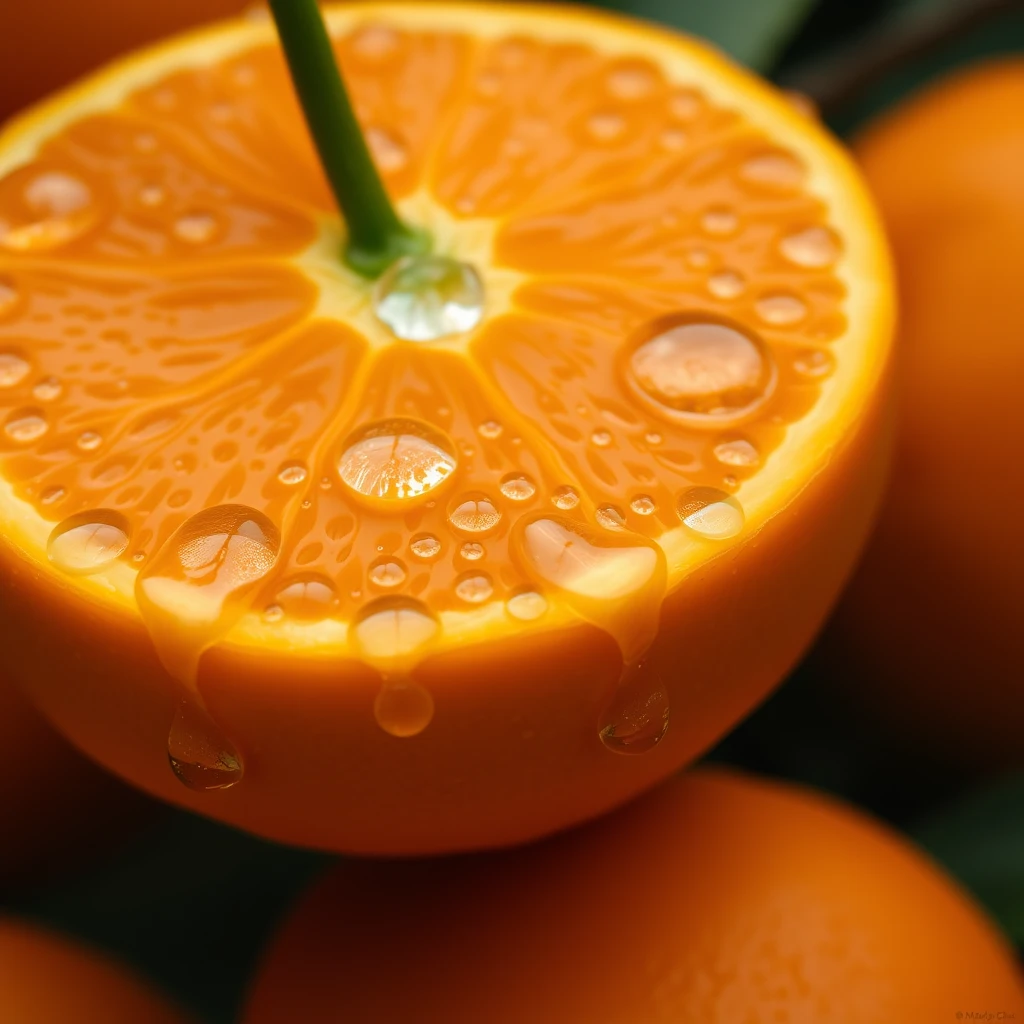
left=373, top=255, right=485, bottom=342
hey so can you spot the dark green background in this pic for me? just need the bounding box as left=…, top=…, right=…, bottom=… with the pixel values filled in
left=4, top=1, right=1023, bottom=1020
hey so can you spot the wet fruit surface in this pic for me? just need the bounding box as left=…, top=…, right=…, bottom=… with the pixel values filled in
left=0, top=4, right=892, bottom=852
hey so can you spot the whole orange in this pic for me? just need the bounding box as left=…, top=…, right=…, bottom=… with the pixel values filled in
left=0, top=918, right=191, bottom=1024
left=244, top=768, right=1024, bottom=1023
left=0, top=0, right=248, bottom=123
left=833, top=59, right=1024, bottom=766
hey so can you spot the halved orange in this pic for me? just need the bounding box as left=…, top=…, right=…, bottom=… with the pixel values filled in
left=0, top=3, right=893, bottom=853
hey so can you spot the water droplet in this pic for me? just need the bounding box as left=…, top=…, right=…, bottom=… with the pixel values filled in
left=587, top=111, right=625, bottom=142
left=596, top=505, right=626, bottom=530
left=707, top=270, right=745, bottom=299
left=607, top=65, right=655, bottom=100
left=351, top=597, right=439, bottom=662
left=4, top=408, right=48, bottom=443
left=32, top=376, right=62, bottom=401
left=686, top=247, right=711, bottom=269
left=277, top=461, right=308, bottom=486
left=138, top=184, right=165, bottom=207
left=337, top=419, right=457, bottom=505
left=369, top=557, right=407, bottom=589
left=136, top=505, right=280, bottom=686
left=677, top=487, right=744, bottom=540
left=551, top=485, right=579, bottom=510
left=373, top=255, right=484, bottom=342
left=779, top=225, right=841, bottom=268
left=599, top=661, right=669, bottom=754
left=273, top=573, right=337, bottom=620
left=477, top=420, right=502, bottom=439
left=173, top=211, right=219, bottom=244
left=455, top=572, right=493, bottom=604
left=500, top=473, right=536, bottom=502
left=460, top=541, right=485, bottom=561
left=669, top=90, right=702, bottom=120
left=631, top=495, right=657, bottom=515
left=351, top=23, right=398, bottom=59
left=263, top=604, right=283, bottom=623
left=625, top=314, right=774, bottom=426
left=645, top=431, right=662, bottom=446
left=40, top=485, right=65, bottom=505
left=448, top=493, right=501, bottom=534
left=76, top=430, right=102, bottom=452
left=366, top=126, right=408, bottom=173
left=1, top=171, right=96, bottom=251
left=0, top=278, right=18, bottom=317
left=167, top=700, right=242, bottom=791
left=700, top=207, right=738, bottom=236
left=793, top=348, right=835, bottom=379
left=514, top=515, right=665, bottom=661
left=410, top=534, right=441, bottom=560
left=0, top=351, right=30, bottom=387
left=374, top=677, right=434, bottom=738
left=658, top=128, right=687, bottom=152
left=713, top=438, right=760, bottom=468
left=591, top=429, right=612, bottom=448
left=740, top=151, right=806, bottom=190
left=319, top=476, right=332, bottom=491
left=47, top=509, right=130, bottom=574
left=507, top=589, right=548, bottom=621
left=755, top=293, right=807, bottom=325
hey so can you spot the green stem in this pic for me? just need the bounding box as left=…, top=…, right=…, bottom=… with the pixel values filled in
left=268, top=0, right=428, bottom=277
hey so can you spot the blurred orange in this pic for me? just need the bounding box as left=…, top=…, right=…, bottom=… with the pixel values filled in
left=244, top=769, right=1024, bottom=1023
left=833, top=59, right=1024, bottom=767
left=0, top=917, right=191, bottom=1023
left=0, top=0, right=247, bottom=123
left=0, top=677, right=152, bottom=886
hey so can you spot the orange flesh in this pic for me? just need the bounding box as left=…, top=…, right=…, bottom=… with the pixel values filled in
left=0, top=28, right=844, bottom=663
left=0, top=5, right=891, bottom=852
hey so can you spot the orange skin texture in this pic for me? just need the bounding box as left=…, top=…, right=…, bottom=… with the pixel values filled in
left=834, top=59, right=1024, bottom=766
left=244, top=769, right=1024, bottom=1024
left=0, top=0, right=247, bottom=123
left=0, top=676, right=152, bottom=886
left=0, top=918, right=192, bottom=1024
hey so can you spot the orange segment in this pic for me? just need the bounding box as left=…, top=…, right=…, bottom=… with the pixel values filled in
left=0, top=4, right=893, bottom=853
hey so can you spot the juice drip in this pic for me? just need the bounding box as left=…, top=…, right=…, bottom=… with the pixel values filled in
left=351, top=597, right=440, bottom=738
left=511, top=514, right=670, bottom=753
left=136, top=504, right=281, bottom=789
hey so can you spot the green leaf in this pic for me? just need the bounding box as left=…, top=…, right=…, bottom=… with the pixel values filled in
left=589, top=0, right=818, bottom=70
left=913, top=775, right=1024, bottom=946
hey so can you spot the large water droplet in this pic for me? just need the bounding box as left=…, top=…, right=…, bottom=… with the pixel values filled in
left=366, top=126, right=409, bottom=173
left=277, top=461, right=308, bottom=486
left=369, top=556, right=407, bottom=589
left=32, top=376, right=62, bottom=401
left=409, top=534, right=442, bottom=560
left=4, top=408, right=48, bottom=443
left=374, top=676, right=434, bottom=738
left=513, top=515, right=665, bottom=661
left=1, top=171, right=97, bottom=251
left=707, top=270, right=745, bottom=300
left=551, top=485, right=579, bottom=511
left=793, top=348, right=835, bottom=379
left=459, top=541, right=485, bottom=561
left=48, top=509, right=130, bottom=574
left=351, top=597, right=439, bottom=662
left=630, top=495, right=657, bottom=516
left=700, top=207, right=738, bottom=236
left=625, top=314, right=774, bottom=427
left=596, top=505, right=626, bottom=530
left=136, top=505, right=280, bottom=686
left=755, top=293, right=807, bottom=325
left=713, top=438, right=760, bottom=468
left=76, top=430, right=102, bottom=452
left=599, top=660, right=670, bottom=754
left=507, top=589, right=548, bottom=621
left=779, top=225, right=840, bottom=268
left=740, top=151, right=806, bottom=190
left=373, top=255, right=484, bottom=342
left=477, top=420, right=502, bottom=439
left=499, top=473, right=536, bottom=502
left=337, top=419, right=457, bottom=505
left=455, top=572, right=493, bottom=604
left=167, top=700, right=243, bottom=791
left=677, top=487, right=744, bottom=540
left=0, top=350, right=29, bottom=387
left=448, top=493, right=501, bottom=534
left=173, top=211, right=220, bottom=244
left=273, top=573, right=337, bottom=620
